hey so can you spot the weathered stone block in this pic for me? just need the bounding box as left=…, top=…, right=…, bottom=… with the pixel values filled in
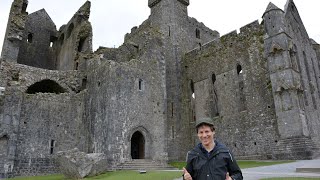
left=55, top=148, right=108, bottom=179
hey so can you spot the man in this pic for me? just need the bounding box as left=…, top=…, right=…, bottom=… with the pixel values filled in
left=183, top=118, right=243, bottom=180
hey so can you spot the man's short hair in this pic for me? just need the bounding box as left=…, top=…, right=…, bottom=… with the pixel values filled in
left=196, top=117, right=215, bottom=133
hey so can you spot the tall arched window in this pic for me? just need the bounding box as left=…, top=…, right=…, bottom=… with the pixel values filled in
left=59, top=33, right=65, bottom=45
left=27, top=33, right=33, bottom=43
left=190, top=80, right=195, bottom=99
left=67, top=23, right=74, bottom=39
left=211, top=73, right=219, bottom=117
left=303, top=51, right=316, bottom=109
left=0, top=135, right=9, bottom=157
left=237, top=64, right=246, bottom=111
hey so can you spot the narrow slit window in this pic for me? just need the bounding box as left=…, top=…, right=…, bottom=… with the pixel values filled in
left=196, top=28, right=200, bottom=39
left=75, top=62, right=79, bottom=70
left=171, top=102, right=174, bottom=117
left=237, top=64, right=242, bottom=75
left=171, top=126, right=174, bottom=139
left=27, top=33, right=33, bottom=43
left=190, top=80, right=195, bottom=99
left=50, top=140, right=55, bottom=154
left=138, top=79, right=144, bottom=91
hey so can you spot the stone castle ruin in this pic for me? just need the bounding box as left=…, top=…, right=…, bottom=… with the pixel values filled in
left=0, top=0, right=320, bottom=178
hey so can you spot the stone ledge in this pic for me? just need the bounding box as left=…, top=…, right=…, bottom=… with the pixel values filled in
left=296, top=167, right=320, bottom=173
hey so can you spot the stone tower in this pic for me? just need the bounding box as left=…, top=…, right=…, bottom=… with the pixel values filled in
left=147, top=0, right=219, bottom=160
left=1, top=0, right=28, bottom=62
left=149, top=0, right=192, bottom=160
left=263, top=0, right=319, bottom=159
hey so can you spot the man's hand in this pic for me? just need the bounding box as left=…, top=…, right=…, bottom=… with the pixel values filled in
left=226, top=172, right=232, bottom=180
left=183, top=167, right=192, bottom=180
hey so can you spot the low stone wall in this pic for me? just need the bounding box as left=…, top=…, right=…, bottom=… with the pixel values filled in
left=12, top=158, right=58, bottom=177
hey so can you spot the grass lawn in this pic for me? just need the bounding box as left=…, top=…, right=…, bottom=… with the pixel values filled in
left=169, top=160, right=295, bottom=169
left=11, top=171, right=182, bottom=180
left=12, top=160, right=312, bottom=180
left=12, top=174, right=64, bottom=180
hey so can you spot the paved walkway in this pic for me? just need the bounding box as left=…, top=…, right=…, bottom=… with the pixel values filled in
left=243, top=159, right=320, bottom=180
left=173, top=159, right=320, bottom=180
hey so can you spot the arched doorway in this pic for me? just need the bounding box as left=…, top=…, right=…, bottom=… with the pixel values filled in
left=0, top=135, right=9, bottom=157
left=131, top=131, right=145, bottom=159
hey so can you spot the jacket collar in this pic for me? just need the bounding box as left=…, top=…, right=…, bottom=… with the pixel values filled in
left=192, top=140, right=229, bottom=159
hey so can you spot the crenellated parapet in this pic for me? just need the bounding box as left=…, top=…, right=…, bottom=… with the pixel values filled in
left=188, top=17, right=219, bottom=38
left=148, top=0, right=189, bottom=8
left=185, top=20, right=263, bottom=60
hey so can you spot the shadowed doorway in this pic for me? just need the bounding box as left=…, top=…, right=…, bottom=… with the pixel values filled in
left=131, top=131, right=145, bottom=159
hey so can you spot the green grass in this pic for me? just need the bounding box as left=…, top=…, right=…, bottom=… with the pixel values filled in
left=169, top=160, right=295, bottom=169
left=87, top=171, right=182, bottom=180
left=12, top=174, right=64, bottom=180
left=260, top=178, right=320, bottom=180
left=11, top=171, right=182, bottom=180
left=169, top=161, right=186, bottom=169
left=10, top=160, right=304, bottom=180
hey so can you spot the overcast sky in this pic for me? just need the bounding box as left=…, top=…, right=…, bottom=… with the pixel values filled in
left=0, top=0, right=319, bottom=52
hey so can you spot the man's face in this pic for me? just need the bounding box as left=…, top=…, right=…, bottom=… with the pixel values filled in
left=197, top=125, right=215, bottom=147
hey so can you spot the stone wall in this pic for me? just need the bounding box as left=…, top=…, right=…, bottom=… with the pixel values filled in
left=182, top=21, right=278, bottom=158
left=1, top=0, right=320, bottom=178
left=17, top=9, right=57, bottom=69
left=0, top=61, right=88, bottom=176
left=85, top=30, right=167, bottom=167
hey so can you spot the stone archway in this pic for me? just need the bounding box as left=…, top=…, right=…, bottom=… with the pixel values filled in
left=131, top=131, right=145, bottom=159
left=26, top=79, right=66, bottom=94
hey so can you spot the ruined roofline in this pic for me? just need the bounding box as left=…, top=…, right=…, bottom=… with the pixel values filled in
left=185, top=20, right=262, bottom=56
left=58, top=1, right=91, bottom=32
left=263, top=2, right=284, bottom=17
left=283, top=0, right=308, bottom=36
left=28, top=9, right=56, bottom=29
left=188, top=17, right=219, bottom=37
left=310, top=38, right=319, bottom=45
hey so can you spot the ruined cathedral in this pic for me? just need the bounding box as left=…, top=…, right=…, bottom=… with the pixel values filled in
left=0, top=0, right=320, bottom=177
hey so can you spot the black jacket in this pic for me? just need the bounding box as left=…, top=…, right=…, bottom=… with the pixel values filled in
left=185, top=141, right=243, bottom=180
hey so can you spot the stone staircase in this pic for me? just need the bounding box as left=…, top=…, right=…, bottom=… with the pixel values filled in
left=116, top=159, right=177, bottom=170
left=272, top=136, right=319, bottom=160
